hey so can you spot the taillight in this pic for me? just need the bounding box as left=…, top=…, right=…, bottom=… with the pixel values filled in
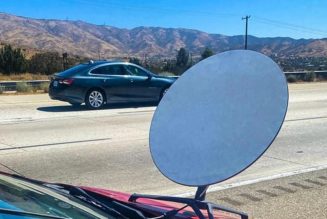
left=59, top=78, right=74, bottom=85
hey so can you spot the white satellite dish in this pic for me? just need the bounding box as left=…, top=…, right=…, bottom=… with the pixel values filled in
left=150, top=50, right=288, bottom=187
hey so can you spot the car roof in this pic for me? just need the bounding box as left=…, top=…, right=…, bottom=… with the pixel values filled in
left=86, top=60, right=131, bottom=67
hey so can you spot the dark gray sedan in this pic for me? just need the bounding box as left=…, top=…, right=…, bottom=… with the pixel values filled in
left=49, top=61, right=177, bottom=109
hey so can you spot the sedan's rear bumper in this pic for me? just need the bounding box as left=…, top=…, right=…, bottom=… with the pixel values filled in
left=49, top=85, right=84, bottom=104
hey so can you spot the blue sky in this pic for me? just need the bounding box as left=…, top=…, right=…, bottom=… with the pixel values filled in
left=1, top=0, right=327, bottom=39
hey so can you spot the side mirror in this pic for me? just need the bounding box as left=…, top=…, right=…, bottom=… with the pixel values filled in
left=147, top=74, right=153, bottom=80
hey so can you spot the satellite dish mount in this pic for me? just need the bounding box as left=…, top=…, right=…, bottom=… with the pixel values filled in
left=194, top=185, right=209, bottom=201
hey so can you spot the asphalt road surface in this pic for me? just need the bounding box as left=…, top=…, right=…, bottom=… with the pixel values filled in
left=207, top=168, right=327, bottom=219
left=0, top=82, right=327, bottom=218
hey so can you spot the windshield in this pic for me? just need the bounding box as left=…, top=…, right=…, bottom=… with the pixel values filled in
left=0, top=174, right=115, bottom=219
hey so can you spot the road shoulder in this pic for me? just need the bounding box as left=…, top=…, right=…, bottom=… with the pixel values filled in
left=207, top=168, right=327, bottom=219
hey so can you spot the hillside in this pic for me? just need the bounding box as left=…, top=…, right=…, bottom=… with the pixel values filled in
left=1, top=13, right=327, bottom=58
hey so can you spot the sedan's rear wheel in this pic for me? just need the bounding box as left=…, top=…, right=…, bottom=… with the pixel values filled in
left=86, top=90, right=104, bottom=109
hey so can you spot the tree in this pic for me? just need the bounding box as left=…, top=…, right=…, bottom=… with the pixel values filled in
left=176, top=48, right=189, bottom=67
left=129, top=57, right=142, bottom=66
left=201, top=47, right=214, bottom=60
left=29, top=52, right=63, bottom=75
left=0, top=45, right=27, bottom=74
left=175, top=48, right=191, bottom=75
left=163, top=59, right=176, bottom=73
left=29, top=52, right=85, bottom=75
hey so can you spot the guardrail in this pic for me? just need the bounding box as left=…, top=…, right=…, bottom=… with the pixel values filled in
left=284, top=70, right=327, bottom=80
left=0, top=71, right=326, bottom=92
left=0, top=80, right=49, bottom=92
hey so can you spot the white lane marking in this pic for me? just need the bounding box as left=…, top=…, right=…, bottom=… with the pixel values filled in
left=0, top=118, right=34, bottom=123
left=0, top=109, right=156, bottom=124
left=175, top=164, right=327, bottom=197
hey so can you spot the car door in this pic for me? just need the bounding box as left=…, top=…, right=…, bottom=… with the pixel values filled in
left=123, top=64, right=160, bottom=101
left=89, top=64, right=132, bottom=102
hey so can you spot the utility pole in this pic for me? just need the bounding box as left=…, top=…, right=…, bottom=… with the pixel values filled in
left=62, top=52, right=68, bottom=70
left=242, top=15, right=250, bottom=50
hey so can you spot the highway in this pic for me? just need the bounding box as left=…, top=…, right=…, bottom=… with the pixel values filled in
left=0, top=82, right=327, bottom=218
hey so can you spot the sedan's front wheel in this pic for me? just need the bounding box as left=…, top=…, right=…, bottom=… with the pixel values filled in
left=159, top=88, right=169, bottom=101
left=86, top=90, right=105, bottom=109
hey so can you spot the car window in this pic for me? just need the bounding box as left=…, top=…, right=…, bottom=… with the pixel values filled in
left=125, top=65, right=149, bottom=77
left=58, top=64, right=90, bottom=77
left=90, top=65, right=127, bottom=75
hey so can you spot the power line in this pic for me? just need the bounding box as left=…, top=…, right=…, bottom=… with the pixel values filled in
left=252, top=16, right=327, bottom=36
left=67, top=0, right=240, bottom=18
left=64, top=0, right=327, bottom=37
left=254, top=20, right=327, bottom=37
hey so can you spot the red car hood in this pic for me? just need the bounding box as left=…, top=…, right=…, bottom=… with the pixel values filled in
left=81, top=186, right=241, bottom=219
left=0, top=171, right=240, bottom=219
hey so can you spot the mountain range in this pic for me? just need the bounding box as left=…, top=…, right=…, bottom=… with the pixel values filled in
left=1, top=12, right=327, bottom=59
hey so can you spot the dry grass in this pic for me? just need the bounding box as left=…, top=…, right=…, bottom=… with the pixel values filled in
left=0, top=73, right=49, bottom=81
left=38, top=82, right=50, bottom=93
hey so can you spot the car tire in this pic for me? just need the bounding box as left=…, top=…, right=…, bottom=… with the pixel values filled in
left=86, top=89, right=105, bottom=109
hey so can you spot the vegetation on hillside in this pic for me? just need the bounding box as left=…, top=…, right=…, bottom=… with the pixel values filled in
left=0, top=43, right=327, bottom=79
left=201, top=47, right=214, bottom=60
left=0, top=45, right=27, bottom=74
left=0, top=44, right=87, bottom=76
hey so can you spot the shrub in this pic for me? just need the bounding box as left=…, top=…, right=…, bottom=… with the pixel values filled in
left=16, top=82, right=32, bottom=93
left=286, top=75, right=297, bottom=83
left=38, top=82, right=50, bottom=93
left=0, top=85, right=4, bottom=94
left=304, top=72, right=316, bottom=82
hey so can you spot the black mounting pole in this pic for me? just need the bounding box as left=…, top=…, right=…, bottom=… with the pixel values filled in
left=242, top=15, right=251, bottom=50
left=195, top=185, right=209, bottom=201
left=128, top=192, right=249, bottom=219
